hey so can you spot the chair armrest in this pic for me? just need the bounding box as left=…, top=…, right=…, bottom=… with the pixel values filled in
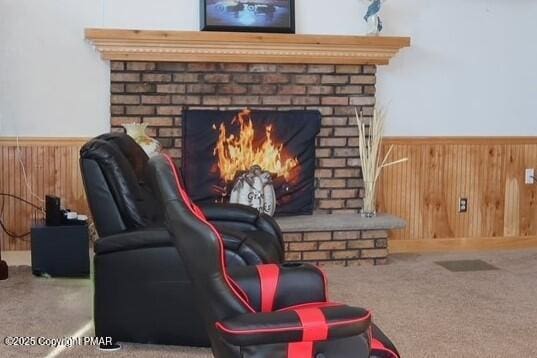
left=200, top=203, right=283, bottom=249
left=94, top=227, right=172, bottom=255
left=227, top=263, right=328, bottom=312
left=216, top=304, right=371, bottom=346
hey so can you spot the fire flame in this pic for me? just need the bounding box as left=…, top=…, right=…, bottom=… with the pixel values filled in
left=214, top=109, right=298, bottom=181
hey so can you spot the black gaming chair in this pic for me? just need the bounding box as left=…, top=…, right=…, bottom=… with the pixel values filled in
left=148, top=153, right=400, bottom=358
left=80, top=133, right=284, bottom=347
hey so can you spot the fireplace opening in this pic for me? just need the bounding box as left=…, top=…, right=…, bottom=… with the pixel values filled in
left=182, top=109, right=321, bottom=216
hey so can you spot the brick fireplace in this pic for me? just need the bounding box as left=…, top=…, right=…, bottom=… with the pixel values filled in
left=88, top=28, right=410, bottom=265
left=110, top=61, right=376, bottom=214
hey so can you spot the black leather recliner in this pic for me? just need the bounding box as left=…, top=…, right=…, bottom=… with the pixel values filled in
left=79, top=133, right=285, bottom=346
left=148, top=153, right=400, bottom=358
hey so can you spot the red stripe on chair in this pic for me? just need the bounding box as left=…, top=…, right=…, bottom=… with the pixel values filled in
left=371, top=338, right=399, bottom=358
left=256, top=264, right=280, bottom=312
left=294, top=308, right=328, bottom=341
left=288, top=342, right=313, bottom=358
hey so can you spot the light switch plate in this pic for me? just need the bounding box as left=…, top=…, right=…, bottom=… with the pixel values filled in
left=525, top=168, right=535, bottom=184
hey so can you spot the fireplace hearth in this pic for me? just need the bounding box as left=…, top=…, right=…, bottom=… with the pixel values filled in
left=183, top=109, right=321, bottom=215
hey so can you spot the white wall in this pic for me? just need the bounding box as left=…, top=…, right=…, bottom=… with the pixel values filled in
left=1, top=0, right=536, bottom=136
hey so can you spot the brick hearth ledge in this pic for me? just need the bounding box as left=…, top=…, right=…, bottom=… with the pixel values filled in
left=276, top=214, right=406, bottom=266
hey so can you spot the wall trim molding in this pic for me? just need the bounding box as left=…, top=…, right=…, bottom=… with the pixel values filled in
left=390, top=236, right=537, bottom=254
left=0, top=137, right=88, bottom=146
left=384, top=136, right=537, bottom=145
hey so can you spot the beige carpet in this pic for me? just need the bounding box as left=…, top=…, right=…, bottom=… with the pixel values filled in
left=1, top=249, right=537, bottom=357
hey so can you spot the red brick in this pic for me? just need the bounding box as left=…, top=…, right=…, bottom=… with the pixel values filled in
left=111, top=83, right=125, bottom=93
left=350, top=96, right=376, bottom=106
left=218, top=85, right=248, bottom=94
left=263, top=96, right=292, bottom=105
left=345, top=199, right=363, bottom=208
left=321, top=117, right=347, bottom=126
left=156, top=84, right=186, bottom=93
left=171, top=95, right=200, bottom=105
left=126, top=62, right=156, bottom=71
left=318, top=200, right=345, bottom=209
left=331, top=250, right=360, bottom=259
left=292, top=96, right=320, bottom=105
left=303, top=232, right=331, bottom=241
left=187, top=63, right=217, bottom=71
left=173, top=73, right=200, bottom=83
left=143, top=73, right=171, bottom=82
left=233, top=74, right=262, bottom=83
left=285, top=252, right=302, bottom=261
left=334, top=231, right=360, bottom=240
left=334, top=148, right=359, bottom=157
left=203, top=96, right=232, bottom=105
left=315, top=189, right=330, bottom=199
left=111, top=117, right=140, bottom=126
left=319, top=179, right=346, bottom=188
left=334, top=169, right=359, bottom=178
left=156, top=63, right=187, bottom=71
left=283, top=233, right=303, bottom=242
left=319, top=158, right=346, bottom=167
left=318, top=241, right=346, bottom=250
left=295, top=74, right=320, bottom=84
left=361, top=249, right=388, bottom=258
left=231, top=96, right=262, bottom=105
left=278, top=64, right=306, bottom=73
left=278, top=85, right=306, bottom=95
left=315, top=169, right=333, bottom=178
left=364, top=85, right=376, bottom=95
left=289, top=242, right=318, bottom=251
left=223, top=63, right=248, bottom=72
left=156, top=106, right=182, bottom=115
left=111, top=72, right=140, bottom=82
left=263, top=74, right=290, bottom=84
left=125, top=83, right=156, bottom=93
left=204, top=73, right=231, bottom=83
left=375, top=238, right=388, bottom=248
left=321, top=75, right=348, bottom=84
left=303, top=251, right=330, bottom=261
left=249, top=64, right=277, bottom=72
left=111, top=95, right=140, bottom=105
left=319, top=138, right=346, bottom=147
left=350, top=75, right=376, bottom=85
left=142, top=117, right=174, bottom=126
left=331, top=189, right=357, bottom=198
left=142, top=95, right=171, bottom=104
left=319, top=128, right=333, bottom=137
left=335, top=65, right=363, bottom=74
left=307, top=65, right=335, bottom=73
left=111, top=61, right=125, bottom=71
left=111, top=106, right=124, bottom=115
left=187, top=84, right=216, bottom=94
left=321, top=97, right=349, bottom=106
left=307, top=86, right=334, bottom=95
left=347, top=240, right=376, bottom=249
left=126, top=106, right=155, bottom=115
left=347, top=158, right=361, bottom=167
left=363, top=65, right=377, bottom=74
left=335, top=85, right=363, bottom=95
left=361, top=230, right=388, bottom=239
left=249, top=84, right=277, bottom=94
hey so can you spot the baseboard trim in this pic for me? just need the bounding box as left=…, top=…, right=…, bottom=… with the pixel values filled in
left=390, top=237, right=537, bottom=254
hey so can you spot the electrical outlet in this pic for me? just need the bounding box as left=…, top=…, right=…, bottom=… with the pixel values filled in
left=459, top=198, right=468, bottom=213
left=525, top=169, right=535, bottom=184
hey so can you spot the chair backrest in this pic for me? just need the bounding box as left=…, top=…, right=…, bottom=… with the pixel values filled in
left=80, top=133, right=160, bottom=237
left=147, top=154, right=254, bottom=325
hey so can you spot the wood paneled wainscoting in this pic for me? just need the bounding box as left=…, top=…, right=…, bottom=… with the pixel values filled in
left=378, top=137, right=537, bottom=251
left=0, top=138, right=88, bottom=251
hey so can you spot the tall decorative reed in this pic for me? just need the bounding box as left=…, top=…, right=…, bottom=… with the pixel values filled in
left=355, top=108, right=408, bottom=216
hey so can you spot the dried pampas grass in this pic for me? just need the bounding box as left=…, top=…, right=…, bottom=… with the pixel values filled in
left=355, top=108, right=408, bottom=216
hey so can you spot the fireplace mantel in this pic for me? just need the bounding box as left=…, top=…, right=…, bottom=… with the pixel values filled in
left=85, top=28, right=410, bottom=65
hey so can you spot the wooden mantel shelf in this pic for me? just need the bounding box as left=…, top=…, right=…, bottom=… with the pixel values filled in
left=85, top=28, right=410, bottom=65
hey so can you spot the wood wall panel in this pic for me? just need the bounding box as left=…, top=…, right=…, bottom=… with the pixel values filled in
left=379, top=138, right=537, bottom=240
left=0, top=139, right=88, bottom=251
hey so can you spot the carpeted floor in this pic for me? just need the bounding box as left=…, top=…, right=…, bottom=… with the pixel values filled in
left=1, top=249, right=537, bottom=357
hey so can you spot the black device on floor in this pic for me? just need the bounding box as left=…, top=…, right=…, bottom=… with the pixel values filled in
left=45, top=195, right=62, bottom=226
left=31, top=224, right=90, bottom=278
